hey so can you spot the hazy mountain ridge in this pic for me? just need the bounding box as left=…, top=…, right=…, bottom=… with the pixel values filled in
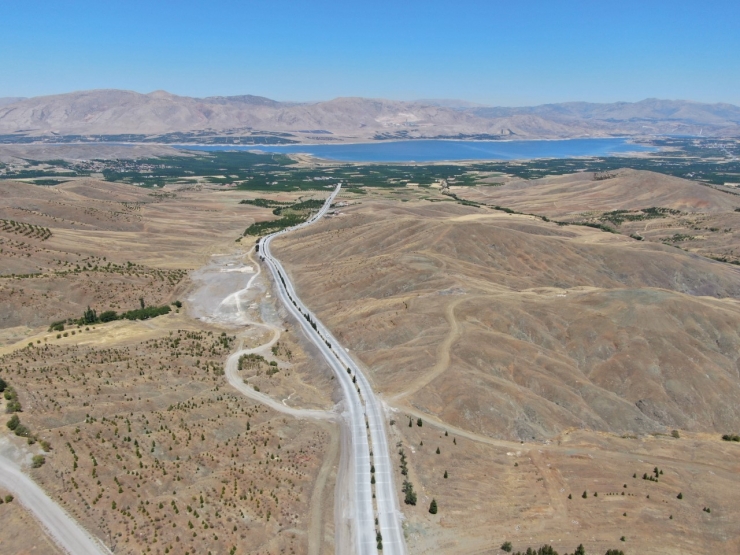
left=0, top=89, right=739, bottom=140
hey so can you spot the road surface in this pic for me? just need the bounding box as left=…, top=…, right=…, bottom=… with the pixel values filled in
left=0, top=449, right=111, bottom=555
left=260, top=184, right=407, bottom=555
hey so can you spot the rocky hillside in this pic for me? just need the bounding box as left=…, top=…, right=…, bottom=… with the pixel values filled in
left=1, top=89, right=739, bottom=140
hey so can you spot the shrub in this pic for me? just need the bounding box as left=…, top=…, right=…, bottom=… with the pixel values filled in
left=671, top=430, right=680, bottom=438
left=99, top=310, right=118, bottom=322
left=4, top=495, right=13, bottom=503
left=121, top=305, right=171, bottom=321
left=6, top=414, right=19, bottom=430
left=31, top=455, right=45, bottom=468
left=403, top=480, right=417, bottom=505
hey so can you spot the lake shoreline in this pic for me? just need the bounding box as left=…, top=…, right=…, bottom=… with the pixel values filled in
left=174, top=137, right=657, bottom=163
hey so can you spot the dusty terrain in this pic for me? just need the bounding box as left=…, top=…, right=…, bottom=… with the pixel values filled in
left=457, top=169, right=740, bottom=264
left=272, top=176, right=740, bottom=553
left=0, top=177, right=287, bottom=332
left=0, top=177, right=341, bottom=554
left=0, top=489, right=65, bottom=555
left=2, top=163, right=740, bottom=554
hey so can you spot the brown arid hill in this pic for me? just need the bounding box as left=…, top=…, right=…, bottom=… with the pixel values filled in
left=460, top=169, right=739, bottom=216
left=457, top=168, right=740, bottom=265
left=273, top=190, right=740, bottom=555
left=273, top=195, right=740, bottom=439
left=272, top=188, right=740, bottom=554
left=1, top=89, right=740, bottom=139
left=0, top=177, right=273, bottom=333
left=0, top=177, right=342, bottom=555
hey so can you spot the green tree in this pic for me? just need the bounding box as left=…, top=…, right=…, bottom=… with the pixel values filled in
left=443, top=470, right=448, bottom=479
left=677, top=492, right=683, bottom=500
left=83, top=306, right=97, bottom=324
left=501, top=541, right=513, bottom=552
left=99, top=310, right=118, bottom=322
left=6, top=414, right=19, bottom=431
left=416, top=418, right=422, bottom=427
left=582, top=491, right=587, bottom=499
left=574, top=544, right=585, bottom=555
left=403, top=480, right=417, bottom=505
left=429, top=499, right=438, bottom=514
left=0, top=377, right=6, bottom=392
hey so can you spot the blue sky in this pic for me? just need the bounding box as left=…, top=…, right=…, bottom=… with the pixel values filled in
left=2, top=0, right=739, bottom=105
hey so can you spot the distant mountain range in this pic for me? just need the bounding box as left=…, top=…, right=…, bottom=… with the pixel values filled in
left=0, top=90, right=739, bottom=141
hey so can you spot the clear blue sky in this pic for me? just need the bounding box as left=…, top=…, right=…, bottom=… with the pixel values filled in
left=3, top=0, right=739, bottom=105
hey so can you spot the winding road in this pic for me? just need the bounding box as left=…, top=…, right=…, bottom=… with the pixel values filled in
left=259, top=185, right=407, bottom=555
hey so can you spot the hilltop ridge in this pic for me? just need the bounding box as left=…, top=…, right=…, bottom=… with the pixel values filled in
left=1, top=90, right=739, bottom=140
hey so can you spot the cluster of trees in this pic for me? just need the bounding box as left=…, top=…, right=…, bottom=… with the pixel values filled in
left=239, top=198, right=291, bottom=208
left=50, top=301, right=180, bottom=331
left=398, top=449, right=409, bottom=476
left=3, top=392, right=50, bottom=451
left=721, top=433, right=740, bottom=442
left=643, top=467, right=663, bottom=482
left=243, top=198, right=324, bottom=236
left=7, top=414, right=29, bottom=437
left=501, top=543, right=624, bottom=555
left=2, top=380, right=21, bottom=413
left=0, top=219, right=52, bottom=241
left=238, top=353, right=266, bottom=371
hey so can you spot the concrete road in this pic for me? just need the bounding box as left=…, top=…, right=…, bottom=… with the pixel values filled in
left=260, top=185, right=407, bottom=555
left=0, top=450, right=111, bottom=555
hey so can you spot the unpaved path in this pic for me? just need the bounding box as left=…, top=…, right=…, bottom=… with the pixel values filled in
left=221, top=247, right=335, bottom=420
left=225, top=344, right=335, bottom=420
left=393, top=297, right=465, bottom=401
left=192, top=244, right=341, bottom=551
left=308, top=421, right=340, bottom=555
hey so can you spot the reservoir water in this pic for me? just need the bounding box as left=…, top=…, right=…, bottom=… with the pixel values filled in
left=178, top=138, right=655, bottom=163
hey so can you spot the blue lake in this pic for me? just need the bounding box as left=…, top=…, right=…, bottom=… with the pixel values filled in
left=177, top=138, right=655, bottom=163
